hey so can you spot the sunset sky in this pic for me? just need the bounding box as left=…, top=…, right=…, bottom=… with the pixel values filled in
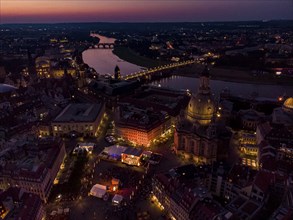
left=1, top=0, right=293, bottom=23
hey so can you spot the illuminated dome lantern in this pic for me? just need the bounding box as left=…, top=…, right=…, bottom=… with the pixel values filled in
left=186, top=66, right=215, bottom=125
left=283, top=97, right=293, bottom=114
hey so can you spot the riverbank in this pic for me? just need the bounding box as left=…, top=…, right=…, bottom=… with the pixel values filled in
left=113, top=46, right=169, bottom=68
left=174, top=64, right=293, bottom=86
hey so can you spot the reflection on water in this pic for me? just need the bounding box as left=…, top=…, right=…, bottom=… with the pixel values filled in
left=94, top=34, right=116, bottom=44
left=83, top=49, right=142, bottom=75
left=83, top=35, right=292, bottom=99
left=82, top=34, right=142, bottom=75
left=152, top=75, right=293, bottom=99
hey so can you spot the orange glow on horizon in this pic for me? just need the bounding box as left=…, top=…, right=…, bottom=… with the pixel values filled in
left=1, top=1, right=179, bottom=23
left=1, top=0, right=292, bottom=23
left=2, top=1, right=127, bottom=16
left=2, top=1, right=163, bottom=23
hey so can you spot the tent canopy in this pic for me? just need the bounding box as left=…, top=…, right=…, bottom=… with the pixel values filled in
left=90, top=184, right=107, bottom=198
left=112, top=194, right=123, bottom=204
left=104, top=145, right=127, bottom=156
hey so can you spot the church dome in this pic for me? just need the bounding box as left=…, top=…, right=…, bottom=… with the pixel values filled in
left=0, top=84, right=17, bottom=94
left=283, top=97, right=293, bottom=113
left=187, top=92, right=215, bottom=125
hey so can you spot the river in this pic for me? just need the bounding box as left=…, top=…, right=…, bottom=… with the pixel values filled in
left=82, top=35, right=293, bottom=99
left=152, top=75, right=293, bottom=99
left=82, top=34, right=143, bottom=75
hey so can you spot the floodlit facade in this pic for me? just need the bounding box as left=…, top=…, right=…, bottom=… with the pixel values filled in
left=121, top=147, right=143, bottom=166
left=36, top=56, right=51, bottom=78
left=116, top=104, right=171, bottom=147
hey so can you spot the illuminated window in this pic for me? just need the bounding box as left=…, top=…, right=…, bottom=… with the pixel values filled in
left=54, top=126, right=58, bottom=131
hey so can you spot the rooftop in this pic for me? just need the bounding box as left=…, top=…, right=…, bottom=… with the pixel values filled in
left=117, top=104, right=169, bottom=131
left=227, top=164, right=257, bottom=187
left=0, top=187, right=43, bottom=220
left=0, top=84, right=17, bottom=94
left=54, top=103, right=103, bottom=122
left=283, top=97, right=293, bottom=110
left=169, top=164, right=199, bottom=179
left=122, top=147, right=143, bottom=157
left=122, top=85, right=190, bottom=117
left=0, top=138, right=64, bottom=181
left=229, top=197, right=261, bottom=219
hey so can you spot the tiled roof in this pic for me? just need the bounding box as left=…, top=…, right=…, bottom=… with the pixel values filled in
left=253, top=171, right=275, bottom=193
left=228, top=164, right=257, bottom=187
left=0, top=187, right=43, bottom=220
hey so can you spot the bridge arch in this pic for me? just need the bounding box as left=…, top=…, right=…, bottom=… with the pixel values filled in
left=96, top=43, right=115, bottom=49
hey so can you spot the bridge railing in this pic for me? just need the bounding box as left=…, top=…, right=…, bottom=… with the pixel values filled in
left=122, top=60, right=195, bottom=80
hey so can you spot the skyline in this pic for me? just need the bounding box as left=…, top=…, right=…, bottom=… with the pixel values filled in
left=0, top=2, right=293, bottom=219
left=1, top=0, right=293, bottom=24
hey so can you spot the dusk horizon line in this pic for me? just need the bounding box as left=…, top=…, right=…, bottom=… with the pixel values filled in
left=1, top=19, right=292, bottom=25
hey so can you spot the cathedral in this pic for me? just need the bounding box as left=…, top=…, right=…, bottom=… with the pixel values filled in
left=174, top=66, right=230, bottom=164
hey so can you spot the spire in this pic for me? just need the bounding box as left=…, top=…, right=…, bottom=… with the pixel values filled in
left=199, top=64, right=210, bottom=94
left=201, top=64, right=210, bottom=78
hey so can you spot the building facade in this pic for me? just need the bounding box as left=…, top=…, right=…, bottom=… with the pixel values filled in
left=0, top=139, right=66, bottom=203
left=115, top=104, right=171, bottom=147
left=52, top=103, right=105, bottom=137
left=152, top=165, right=226, bottom=220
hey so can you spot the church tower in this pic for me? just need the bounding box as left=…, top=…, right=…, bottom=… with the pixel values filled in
left=174, top=64, right=222, bottom=165
left=114, top=65, right=121, bottom=80
left=186, top=65, right=215, bottom=125
left=199, top=65, right=211, bottom=94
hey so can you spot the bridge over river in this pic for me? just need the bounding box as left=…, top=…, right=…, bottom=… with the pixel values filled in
left=122, top=60, right=195, bottom=80
left=90, top=33, right=115, bottom=49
